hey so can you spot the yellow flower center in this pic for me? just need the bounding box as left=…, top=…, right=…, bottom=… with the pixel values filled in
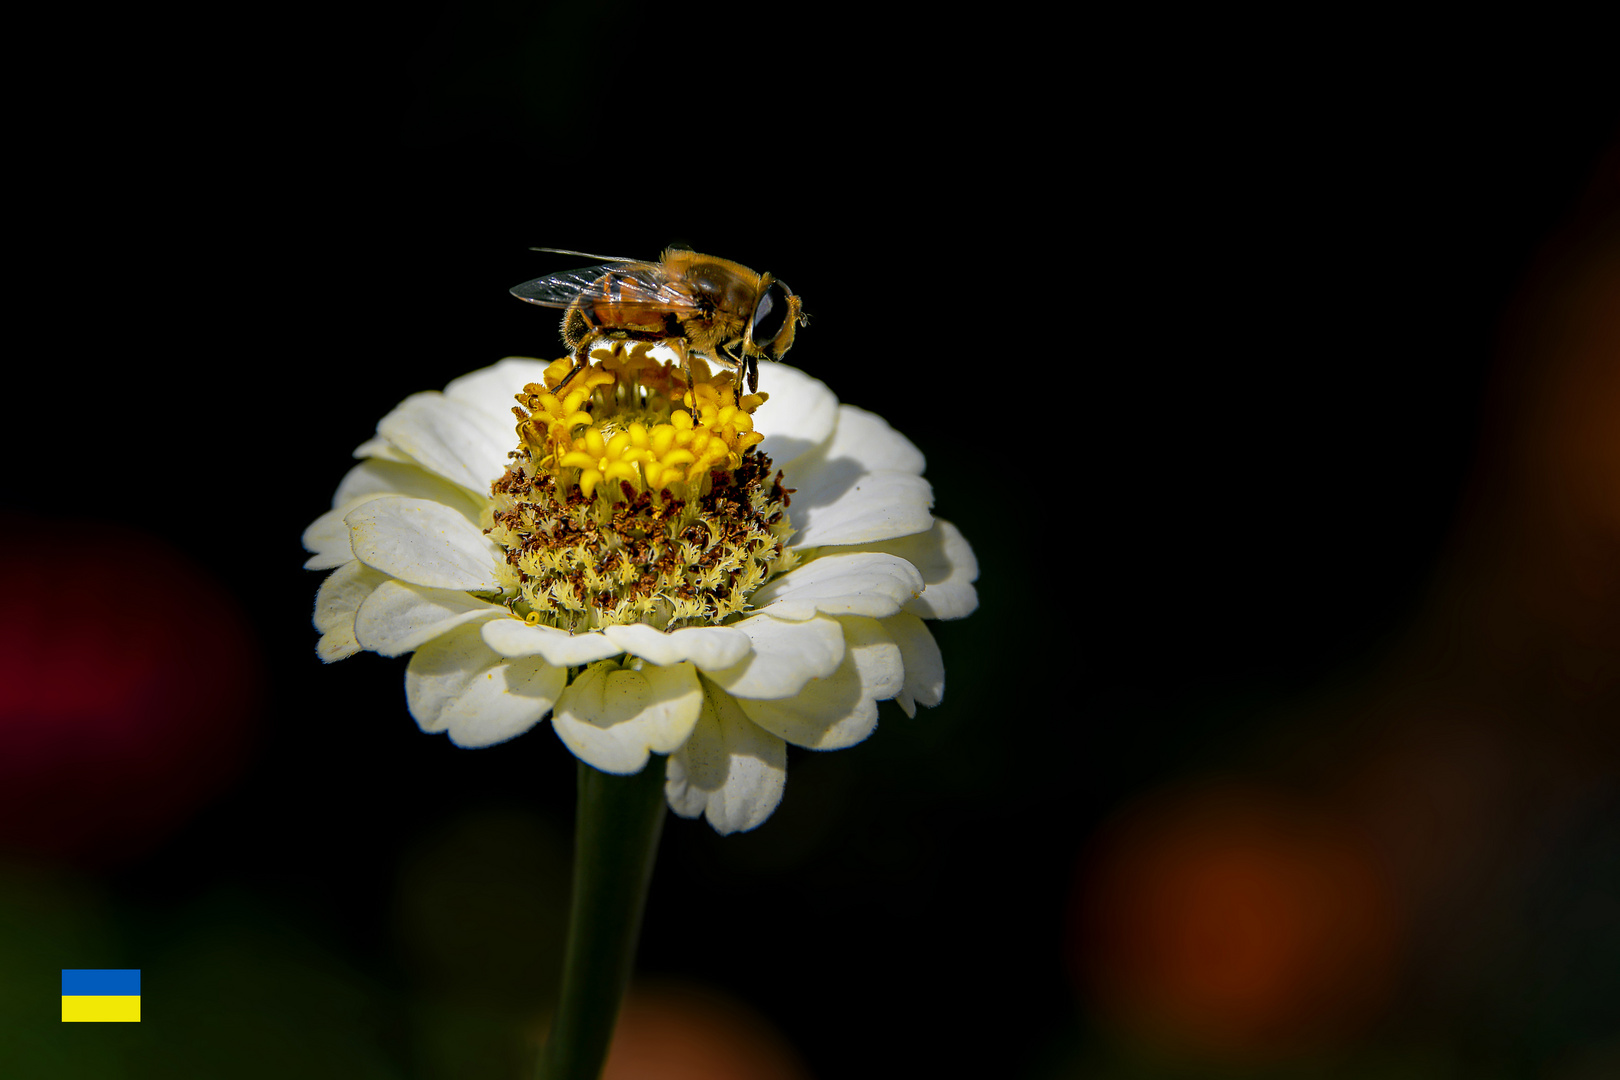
left=486, top=345, right=795, bottom=632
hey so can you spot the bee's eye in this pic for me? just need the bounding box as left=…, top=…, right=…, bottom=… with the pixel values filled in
left=750, top=281, right=791, bottom=348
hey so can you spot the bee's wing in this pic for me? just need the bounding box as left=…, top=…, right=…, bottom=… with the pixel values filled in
left=509, top=264, right=624, bottom=307
left=509, top=262, right=692, bottom=312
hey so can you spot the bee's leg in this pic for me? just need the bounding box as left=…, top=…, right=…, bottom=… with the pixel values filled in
left=556, top=307, right=596, bottom=394
left=557, top=307, right=609, bottom=396
left=719, top=346, right=748, bottom=396
left=553, top=352, right=589, bottom=393
left=668, top=339, right=693, bottom=400
left=553, top=331, right=598, bottom=394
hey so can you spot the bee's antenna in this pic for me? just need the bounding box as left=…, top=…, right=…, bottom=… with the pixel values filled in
left=529, top=247, right=637, bottom=263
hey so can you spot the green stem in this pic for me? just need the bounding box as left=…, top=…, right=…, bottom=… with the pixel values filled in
left=537, top=758, right=667, bottom=1080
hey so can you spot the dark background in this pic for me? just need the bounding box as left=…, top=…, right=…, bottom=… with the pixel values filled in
left=3, top=7, right=1619, bottom=1078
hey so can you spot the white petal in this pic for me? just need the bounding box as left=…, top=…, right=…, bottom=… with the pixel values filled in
left=736, top=616, right=901, bottom=750
left=313, top=561, right=390, bottom=662
left=704, top=614, right=845, bottom=699
left=754, top=363, right=839, bottom=467
left=302, top=505, right=356, bottom=570
left=774, top=398, right=936, bottom=548
left=666, top=679, right=786, bottom=834
left=820, top=405, right=926, bottom=474
left=375, top=391, right=513, bottom=495
left=880, top=612, right=944, bottom=716
left=346, top=496, right=505, bottom=592
left=406, top=621, right=564, bottom=747
left=602, top=623, right=752, bottom=670
left=749, top=551, right=924, bottom=621
left=481, top=620, right=621, bottom=666
left=353, top=579, right=506, bottom=656
left=786, top=469, right=934, bottom=548
left=861, top=518, right=980, bottom=620
left=331, top=458, right=486, bottom=518
left=443, top=357, right=555, bottom=427
left=552, top=660, right=704, bottom=774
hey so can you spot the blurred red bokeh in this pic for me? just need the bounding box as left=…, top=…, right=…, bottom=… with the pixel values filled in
left=0, top=516, right=258, bottom=864
left=1072, top=783, right=1402, bottom=1064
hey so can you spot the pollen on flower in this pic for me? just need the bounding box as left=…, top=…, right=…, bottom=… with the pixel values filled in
left=488, top=344, right=795, bottom=632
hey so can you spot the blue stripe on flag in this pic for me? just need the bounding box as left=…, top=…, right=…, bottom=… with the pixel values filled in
left=61, top=969, right=141, bottom=996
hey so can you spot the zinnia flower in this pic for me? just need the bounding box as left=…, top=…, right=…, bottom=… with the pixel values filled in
left=303, top=350, right=977, bottom=833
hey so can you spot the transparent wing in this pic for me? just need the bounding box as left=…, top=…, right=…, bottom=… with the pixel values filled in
left=529, top=247, right=639, bottom=263
left=509, top=264, right=627, bottom=307
left=509, top=261, right=693, bottom=312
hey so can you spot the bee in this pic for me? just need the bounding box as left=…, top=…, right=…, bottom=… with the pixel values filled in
left=510, top=247, right=807, bottom=395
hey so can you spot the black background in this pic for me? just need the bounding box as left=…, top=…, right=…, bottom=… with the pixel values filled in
left=4, top=6, right=1619, bottom=1078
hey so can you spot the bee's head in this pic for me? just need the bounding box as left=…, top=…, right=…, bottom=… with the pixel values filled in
left=747, top=274, right=806, bottom=360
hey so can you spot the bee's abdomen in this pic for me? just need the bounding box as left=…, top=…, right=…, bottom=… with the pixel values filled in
left=564, top=302, right=686, bottom=355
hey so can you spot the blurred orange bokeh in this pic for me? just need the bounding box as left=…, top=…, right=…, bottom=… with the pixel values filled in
left=1073, top=784, right=1402, bottom=1063
left=601, top=980, right=813, bottom=1080
left=1071, top=143, right=1620, bottom=1072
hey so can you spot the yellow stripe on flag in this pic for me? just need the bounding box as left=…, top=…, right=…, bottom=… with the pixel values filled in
left=62, top=995, right=141, bottom=1022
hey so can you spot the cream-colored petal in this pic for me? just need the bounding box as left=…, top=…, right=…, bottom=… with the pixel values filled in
left=735, top=616, right=901, bottom=750
left=552, top=660, right=704, bottom=774
left=603, top=623, right=752, bottom=670
left=346, top=496, right=505, bottom=592
left=880, top=611, right=944, bottom=716
left=406, top=620, right=491, bottom=731
left=405, top=621, right=564, bottom=747
left=785, top=469, right=934, bottom=548
left=754, top=363, right=839, bottom=467
left=375, top=391, right=512, bottom=495
left=441, top=664, right=564, bottom=748
left=749, top=551, right=924, bottom=621
left=666, top=678, right=786, bottom=834
left=331, top=458, right=486, bottom=519
left=305, top=463, right=485, bottom=571
left=443, top=357, right=555, bottom=428
left=704, top=614, right=845, bottom=699
left=481, top=619, right=621, bottom=666
left=353, top=579, right=506, bottom=656
left=857, top=518, right=979, bottom=620
left=842, top=614, right=905, bottom=701
left=302, top=505, right=356, bottom=570
left=351, top=435, right=415, bottom=464
left=313, top=561, right=390, bottom=662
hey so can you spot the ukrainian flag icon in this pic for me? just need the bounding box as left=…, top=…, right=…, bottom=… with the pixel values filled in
left=61, top=969, right=141, bottom=1022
